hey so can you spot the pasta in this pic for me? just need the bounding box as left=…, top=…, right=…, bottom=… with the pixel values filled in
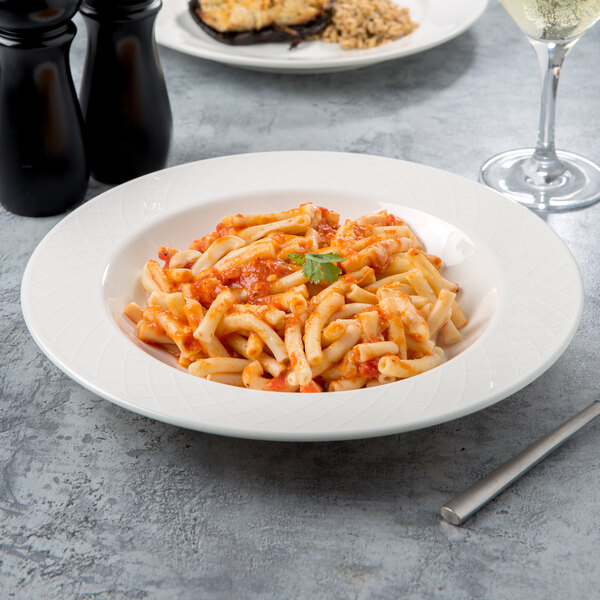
left=125, top=203, right=467, bottom=392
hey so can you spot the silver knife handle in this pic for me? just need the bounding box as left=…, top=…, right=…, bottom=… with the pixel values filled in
left=440, top=400, right=600, bottom=525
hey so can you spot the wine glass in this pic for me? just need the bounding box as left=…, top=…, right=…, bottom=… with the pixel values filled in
left=480, top=0, right=600, bottom=212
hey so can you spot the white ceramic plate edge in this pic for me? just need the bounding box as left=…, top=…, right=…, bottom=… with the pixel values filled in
left=155, top=0, right=489, bottom=73
left=21, top=151, right=584, bottom=441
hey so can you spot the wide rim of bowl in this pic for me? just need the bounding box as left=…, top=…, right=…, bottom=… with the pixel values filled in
left=21, top=151, right=583, bottom=441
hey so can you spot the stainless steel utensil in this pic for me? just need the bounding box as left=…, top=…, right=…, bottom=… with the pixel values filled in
left=440, top=400, right=600, bottom=525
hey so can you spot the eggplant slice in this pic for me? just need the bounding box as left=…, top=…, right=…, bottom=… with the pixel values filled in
left=189, top=0, right=333, bottom=46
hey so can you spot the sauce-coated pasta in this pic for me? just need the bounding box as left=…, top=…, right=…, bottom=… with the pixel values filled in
left=125, top=203, right=467, bottom=392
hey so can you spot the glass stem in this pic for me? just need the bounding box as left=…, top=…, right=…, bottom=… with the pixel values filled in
left=526, top=39, right=573, bottom=183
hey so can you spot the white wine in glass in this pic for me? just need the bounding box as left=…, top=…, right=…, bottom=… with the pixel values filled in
left=480, top=0, right=600, bottom=211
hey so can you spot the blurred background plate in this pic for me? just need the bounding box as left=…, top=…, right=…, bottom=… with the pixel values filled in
left=156, top=0, right=488, bottom=73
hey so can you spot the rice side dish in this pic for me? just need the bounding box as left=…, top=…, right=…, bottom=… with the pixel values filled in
left=316, top=0, right=418, bottom=49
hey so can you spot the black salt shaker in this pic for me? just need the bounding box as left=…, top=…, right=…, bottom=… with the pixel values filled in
left=0, top=0, right=89, bottom=217
left=79, top=0, right=172, bottom=184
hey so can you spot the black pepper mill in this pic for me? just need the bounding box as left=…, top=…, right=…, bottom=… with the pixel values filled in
left=79, top=0, right=172, bottom=185
left=0, top=0, right=89, bottom=217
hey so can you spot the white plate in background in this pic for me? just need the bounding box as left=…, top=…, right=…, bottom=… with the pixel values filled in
left=21, top=151, right=582, bottom=441
left=156, top=0, right=488, bottom=73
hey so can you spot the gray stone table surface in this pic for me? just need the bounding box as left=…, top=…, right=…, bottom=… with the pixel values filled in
left=2, top=3, right=600, bottom=598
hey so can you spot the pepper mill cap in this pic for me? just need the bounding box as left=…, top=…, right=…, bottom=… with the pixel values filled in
left=80, top=0, right=161, bottom=17
left=81, top=0, right=159, bottom=10
left=0, top=0, right=81, bottom=34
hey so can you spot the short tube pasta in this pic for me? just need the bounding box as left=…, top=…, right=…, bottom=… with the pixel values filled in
left=188, top=357, right=250, bottom=377
left=304, top=292, right=345, bottom=365
left=126, top=203, right=467, bottom=392
left=378, top=347, right=444, bottom=379
left=285, top=314, right=312, bottom=387
left=193, top=288, right=237, bottom=345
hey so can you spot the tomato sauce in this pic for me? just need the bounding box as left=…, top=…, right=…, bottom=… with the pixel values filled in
left=158, top=246, right=179, bottom=267
left=385, top=213, right=405, bottom=226
left=271, top=233, right=294, bottom=245
left=190, top=275, right=226, bottom=307
left=358, top=359, right=380, bottom=379
left=267, top=372, right=289, bottom=392
left=314, top=220, right=339, bottom=245
left=357, top=304, right=389, bottom=327
left=189, top=223, right=242, bottom=253
left=181, top=335, right=202, bottom=355
left=221, top=258, right=296, bottom=300
left=189, top=258, right=296, bottom=307
left=317, top=206, right=340, bottom=226
left=300, top=381, right=322, bottom=393
left=144, top=320, right=165, bottom=337
left=353, top=222, right=373, bottom=238
left=189, top=232, right=217, bottom=253
left=314, top=206, right=339, bottom=244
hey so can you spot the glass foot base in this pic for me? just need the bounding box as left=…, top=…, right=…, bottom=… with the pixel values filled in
left=479, top=149, right=600, bottom=212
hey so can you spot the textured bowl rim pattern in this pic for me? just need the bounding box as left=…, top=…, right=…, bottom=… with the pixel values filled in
left=21, top=151, right=583, bottom=441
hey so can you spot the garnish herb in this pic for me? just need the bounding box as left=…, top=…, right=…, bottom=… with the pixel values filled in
left=288, top=252, right=347, bottom=284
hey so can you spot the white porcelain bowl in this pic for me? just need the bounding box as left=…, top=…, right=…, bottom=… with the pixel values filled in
left=21, top=152, right=583, bottom=441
